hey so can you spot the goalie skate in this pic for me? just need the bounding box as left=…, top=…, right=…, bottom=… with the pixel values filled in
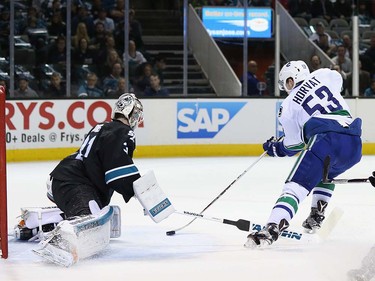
left=244, top=219, right=289, bottom=248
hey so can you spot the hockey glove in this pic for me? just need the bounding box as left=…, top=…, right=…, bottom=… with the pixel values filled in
left=263, top=137, right=295, bottom=157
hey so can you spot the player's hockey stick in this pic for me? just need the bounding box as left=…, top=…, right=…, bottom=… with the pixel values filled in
left=166, top=137, right=284, bottom=236
left=174, top=210, right=251, bottom=232
left=166, top=151, right=268, bottom=235
left=322, top=156, right=375, bottom=186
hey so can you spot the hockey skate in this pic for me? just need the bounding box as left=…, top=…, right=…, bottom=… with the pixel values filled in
left=244, top=219, right=289, bottom=248
left=302, top=200, right=328, bottom=233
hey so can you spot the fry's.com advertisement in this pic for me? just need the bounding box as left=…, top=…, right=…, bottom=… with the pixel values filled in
left=5, top=100, right=114, bottom=149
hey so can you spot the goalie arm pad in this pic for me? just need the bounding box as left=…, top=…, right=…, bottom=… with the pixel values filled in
left=133, top=170, right=175, bottom=223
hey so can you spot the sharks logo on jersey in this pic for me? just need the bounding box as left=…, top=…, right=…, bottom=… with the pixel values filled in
left=177, top=102, right=246, bottom=139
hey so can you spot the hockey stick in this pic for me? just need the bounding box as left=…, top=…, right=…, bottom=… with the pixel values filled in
left=322, top=156, right=375, bottom=186
left=174, top=210, right=251, bottom=232
left=166, top=151, right=268, bottom=235
left=166, top=137, right=284, bottom=236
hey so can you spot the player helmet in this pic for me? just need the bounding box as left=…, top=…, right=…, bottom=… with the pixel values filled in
left=112, top=93, right=143, bottom=130
left=278, top=60, right=310, bottom=93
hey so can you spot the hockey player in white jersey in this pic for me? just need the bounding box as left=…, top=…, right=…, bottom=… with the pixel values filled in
left=245, top=61, right=362, bottom=248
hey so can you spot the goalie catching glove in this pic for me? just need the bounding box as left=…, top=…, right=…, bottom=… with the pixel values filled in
left=263, top=136, right=299, bottom=157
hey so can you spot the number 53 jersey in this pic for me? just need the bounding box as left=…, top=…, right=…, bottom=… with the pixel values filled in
left=278, top=68, right=358, bottom=150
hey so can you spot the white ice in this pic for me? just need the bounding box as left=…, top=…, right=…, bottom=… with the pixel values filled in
left=1, top=155, right=375, bottom=281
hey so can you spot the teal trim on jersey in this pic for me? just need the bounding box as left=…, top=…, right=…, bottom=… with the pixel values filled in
left=105, top=165, right=139, bottom=184
left=285, top=142, right=305, bottom=151
left=276, top=195, right=299, bottom=213
left=327, top=110, right=351, bottom=117
left=287, top=135, right=317, bottom=181
left=316, top=181, right=335, bottom=191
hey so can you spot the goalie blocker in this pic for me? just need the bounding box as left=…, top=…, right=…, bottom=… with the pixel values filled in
left=133, top=170, right=175, bottom=223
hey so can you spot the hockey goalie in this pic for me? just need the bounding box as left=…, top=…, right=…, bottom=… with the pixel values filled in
left=13, top=94, right=175, bottom=266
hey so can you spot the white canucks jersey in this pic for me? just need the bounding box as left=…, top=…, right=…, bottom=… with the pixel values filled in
left=278, top=68, right=353, bottom=149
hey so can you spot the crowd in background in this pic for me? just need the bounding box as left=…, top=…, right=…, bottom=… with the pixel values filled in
left=0, top=0, right=169, bottom=98
left=1, top=0, right=375, bottom=98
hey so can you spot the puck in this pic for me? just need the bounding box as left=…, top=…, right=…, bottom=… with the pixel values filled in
left=166, top=231, right=176, bottom=236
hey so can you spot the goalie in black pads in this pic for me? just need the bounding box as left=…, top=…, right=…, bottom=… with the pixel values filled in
left=15, top=93, right=175, bottom=266
left=245, top=61, right=362, bottom=248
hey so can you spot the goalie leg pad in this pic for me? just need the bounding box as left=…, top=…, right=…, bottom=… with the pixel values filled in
left=133, top=170, right=175, bottom=223
left=33, top=205, right=114, bottom=266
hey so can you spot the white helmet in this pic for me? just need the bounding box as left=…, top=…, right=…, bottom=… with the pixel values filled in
left=278, top=60, right=310, bottom=93
left=112, top=93, right=143, bottom=130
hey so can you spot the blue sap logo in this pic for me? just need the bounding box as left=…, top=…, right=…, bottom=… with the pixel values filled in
left=177, top=102, right=246, bottom=138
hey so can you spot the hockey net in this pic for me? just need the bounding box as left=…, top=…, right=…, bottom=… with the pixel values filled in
left=0, top=85, right=8, bottom=259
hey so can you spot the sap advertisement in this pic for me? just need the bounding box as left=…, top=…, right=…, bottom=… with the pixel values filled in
left=202, top=7, right=273, bottom=38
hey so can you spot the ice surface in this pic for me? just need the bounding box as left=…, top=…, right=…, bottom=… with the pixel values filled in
left=1, top=156, right=375, bottom=281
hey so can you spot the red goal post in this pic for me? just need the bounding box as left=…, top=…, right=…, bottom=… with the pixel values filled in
left=0, top=85, right=8, bottom=259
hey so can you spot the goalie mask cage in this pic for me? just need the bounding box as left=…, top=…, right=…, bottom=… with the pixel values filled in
left=0, top=85, right=8, bottom=259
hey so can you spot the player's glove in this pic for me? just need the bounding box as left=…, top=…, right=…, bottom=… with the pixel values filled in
left=263, top=137, right=285, bottom=157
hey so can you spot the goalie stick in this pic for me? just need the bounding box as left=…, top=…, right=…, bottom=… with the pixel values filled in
left=322, top=156, right=375, bottom=186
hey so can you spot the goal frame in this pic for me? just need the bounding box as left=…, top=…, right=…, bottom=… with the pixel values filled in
left=0, top=85, right=8, bottom=259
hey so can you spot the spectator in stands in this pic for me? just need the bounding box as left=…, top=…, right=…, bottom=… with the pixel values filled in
left=143, top=73, right=170, bottom=97
left=103, top=49, right=123, bottom=75
left=110, top=0, right=125, bottom=24
left=358, top=1, right=372, bottom=25
left=309, top=22, right=336, bottom=57
left=311, top=0, right=338, bottom=22
left=347, top=61, right=371, bottom=96
left=14, top=76, right=39, bottom=98
left=334, top=0, right=352, bottom=21
left=73, top=37, right=96, bottom=65
left=20, top=6, right=46, bottom=35
left=341, top=34, right=352, bottom=59
left=240, top=60, right=260, bottom=96
left=90, top=22, right=108, bottom=51
left=47, top=11, right=66, bottom=37
left=309, top=54, right=322, bottom=72
left=91, top=0, right=104, bottom=20
left=77, top=72, right=104, bottom=98
left=47, top=35, right=68, bottom=65
left=125, top=40, right=147, bottom=79
left=44, top=72, right=66, bottom=98
left=332, top=64, right=348, bottom=96
left=134, top=62, right=153, bottom=95
left=44, top=0, right=66, bottom=22
left=364, top=80, right=375, bottom=97
left=288, top=0, right=311, bottom=20
left=106, top=77, right=129, bottom=98
left=72, top=22, right=91, bottom=49
left=94, top=8, right=115, bottom=34
left=72, top=4, right=95, bottom=37
left=102, top=62, right=124, bottom=94
left=332, top=45, right=352, bottom=76
left=153, top=54, right=167, bottom=85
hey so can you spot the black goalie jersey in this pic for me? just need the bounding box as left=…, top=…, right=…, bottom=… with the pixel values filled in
left=50, top=120, right=141, bottom=206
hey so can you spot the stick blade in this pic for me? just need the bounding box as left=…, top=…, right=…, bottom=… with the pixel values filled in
left=236, top=219, right=251, bottom=232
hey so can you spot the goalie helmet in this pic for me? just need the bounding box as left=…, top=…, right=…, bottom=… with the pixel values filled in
left=278, top=60, right=310, bottom=93
left=112, top=93, right=143, bottom=130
